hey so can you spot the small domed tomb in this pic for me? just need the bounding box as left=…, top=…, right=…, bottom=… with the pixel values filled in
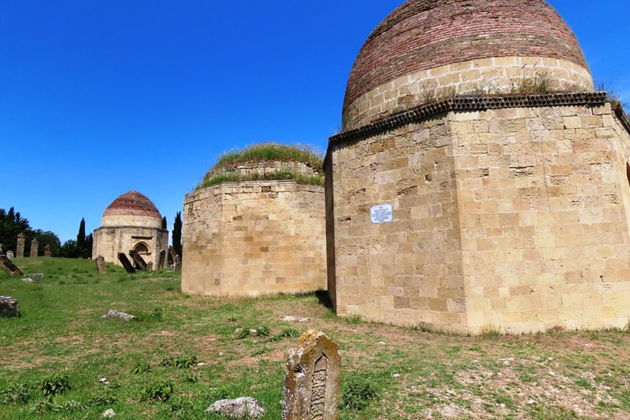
left=182, top=144, right=327, bottom=297
left=93, top=191, right=169, bottom=268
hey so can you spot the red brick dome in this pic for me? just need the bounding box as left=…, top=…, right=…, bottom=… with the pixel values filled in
left=344, top=0, right=591, bottom=120
left=103, top=191, right=161, bottom=218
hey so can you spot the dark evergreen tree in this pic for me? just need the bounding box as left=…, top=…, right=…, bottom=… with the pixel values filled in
left=59, top=240, right=80, bottom=258
left=85, top=233, right=93, bottom=259
left=173, top=212, right=182, bottom=257
left=162, top=217, right=167, bottom=229
left=76, top=218, right=86, bottom=252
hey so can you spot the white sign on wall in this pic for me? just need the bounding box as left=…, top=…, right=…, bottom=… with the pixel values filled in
left=371, top=203, right=393, bottom=224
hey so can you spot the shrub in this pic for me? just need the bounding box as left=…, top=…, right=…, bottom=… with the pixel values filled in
left=0, top=383, right=32, bottom=404
left=215, top=143, right=323, bottom=171
left=132, top=362, right=152, bottom=374
left=341, top=378, right=379, bottom=411
left=38, top=374, right=71, bottom=397
left=140, top=381, right=174, bottom=403
left=173, top=355, right=198, bottom=369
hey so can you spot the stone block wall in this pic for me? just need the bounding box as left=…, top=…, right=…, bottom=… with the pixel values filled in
left=182, top=180, right=326, bottom=297
left=93, top=226, right=168, bottom=268
left=328, top=100, right=630, bottom=334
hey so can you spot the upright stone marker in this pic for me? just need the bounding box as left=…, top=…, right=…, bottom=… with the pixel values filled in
left=0, top=256, right=23, bottom=277
left=95, top=256, right=107, bottom=274
left=147, top=262, right=153, bottom=271
left=117, top=253, right=136, bottom=273
left=281, top=330, right=341, bottom=420
left=158, top=250, right=166, bottom=270
left=129, top=250, right=148, bottom=271
left=16, top=233, right=25, bottom=258
left=173, top=255, right=181, bottom=272
left=29, top=239, right=39, bottom=257
left=44, top=245, right=52, bottom=257
left=6, top=251, right=14, bottom=260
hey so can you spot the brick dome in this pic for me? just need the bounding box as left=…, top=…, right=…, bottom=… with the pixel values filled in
left=343, top=0, right=594, bottom=130
left=103, top=191, right=161, bottom=219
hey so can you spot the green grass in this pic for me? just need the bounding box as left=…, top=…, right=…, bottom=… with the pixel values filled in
left=198, top=169, right=324, bottom=190
left=1, top=258, right=629, bottom=419
left=214, top=143, right=323, bottom=172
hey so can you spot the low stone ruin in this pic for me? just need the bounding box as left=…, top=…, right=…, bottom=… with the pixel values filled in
left=205, top=397, right=265, bottom=419
left=0, top=296, right=20, bottom=318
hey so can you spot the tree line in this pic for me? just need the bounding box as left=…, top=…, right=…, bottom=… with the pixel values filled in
left=0, top=208, right=183, bottom=258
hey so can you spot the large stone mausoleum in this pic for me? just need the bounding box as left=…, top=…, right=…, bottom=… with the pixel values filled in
left=93, top=191, right=169, bottom=268
left=325, top=0, right=630, bottom=334
left=182, top=145, right=327, bottom=297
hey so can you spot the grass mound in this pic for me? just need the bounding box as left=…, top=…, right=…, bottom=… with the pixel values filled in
left=214, top=143, right=323, bottom=171
left=198, top=170, right=324, bottom=190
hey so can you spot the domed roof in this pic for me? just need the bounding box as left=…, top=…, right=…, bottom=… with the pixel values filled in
left=103, top=191, right=161, bottom=218
left=343, top=0, right=591, bottom=126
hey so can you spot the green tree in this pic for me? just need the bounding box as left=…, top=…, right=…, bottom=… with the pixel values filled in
left=59, top=240, right=80, bottom=258
left=76, top=218, right=86, bottom=255
left=85, top=233, right=93, bottom=259
left=31, top=230, right=61, bottom=256
left=0, top=207, right=31, bottom=253
left=173, top=212, right=182, bottom=257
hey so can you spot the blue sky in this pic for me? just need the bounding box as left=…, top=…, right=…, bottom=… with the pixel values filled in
left=1, top=0, right=628, bottom=242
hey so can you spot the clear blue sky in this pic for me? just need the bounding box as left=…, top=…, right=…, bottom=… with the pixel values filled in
left=1, top=0, right=628, bottom=242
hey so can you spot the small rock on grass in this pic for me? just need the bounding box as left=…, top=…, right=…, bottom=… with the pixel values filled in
left=101, top=408, right=116, bottom=418
left=205, top=397, right=265, bottom=419
left=29, top=273, right=45, bottom=279
left=282, top=316, right=309, bottom=322
left=102, top=310, right=136, bottom=322
left=22, top=278, right=33, bottom=284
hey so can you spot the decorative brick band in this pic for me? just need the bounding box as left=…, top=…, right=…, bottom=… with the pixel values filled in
left=330, top=92, right=609, bottom=146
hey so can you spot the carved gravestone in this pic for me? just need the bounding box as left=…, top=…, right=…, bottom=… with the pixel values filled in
left=168, top=246, right=177, bottom=265
left=0, top=296, right=20, bottom=317
left=96, top=256, right=107, bottom=274
left=29, top=239, right=39, bottom=257
left=0, top=256, right=23, bottom=277
left=117, top=253, right=136, bottom=274
left=6, top=251, right=14, bottom=260
left=16, top=233, right=25, bottom=258
left=44, top=245, right=52, bottom=257
left=147, top=262, right=153, bottom=271
left=173, top=255, right=181, bottom=272
left=281, top=330, right=341, bottom=420
left=129, top=250, right=148, bottom=271
left=158, top=250, right=166, bottom=270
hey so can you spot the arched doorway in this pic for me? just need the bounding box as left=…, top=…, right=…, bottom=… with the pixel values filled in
left=133, top=242, right=150, bottom=256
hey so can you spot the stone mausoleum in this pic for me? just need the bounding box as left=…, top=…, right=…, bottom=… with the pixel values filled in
left=326, top=0, right=630, bottom=334
left=182, top=144, right=327, bottom=297
left=93, top=191, right=169, bottom=268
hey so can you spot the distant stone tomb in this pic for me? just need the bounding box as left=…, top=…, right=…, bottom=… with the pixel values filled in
left=95, top=256, right=107, bottom=275
left=129, top=249, right=148, bottom=271
left=44, top=245, right=52, bottom=257
left=29, top=239, right=39, bottom=257
left=281, top=330, right=340, bottom=420
left=0, top=296, right=20, bottom=318
left=117, top=253, right=136, bottom=274
left=16, top=233, right=25, bottom=258
left=0, top=256, right=23, bottom=277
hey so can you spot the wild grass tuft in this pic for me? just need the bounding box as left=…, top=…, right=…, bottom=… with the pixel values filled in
left=215, top=143, right=323, bottom=171
left=198, top=170, right=324, bottom=190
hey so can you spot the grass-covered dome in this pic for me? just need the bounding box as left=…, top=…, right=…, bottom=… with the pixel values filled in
left=198, top=143, right=324, bottom=190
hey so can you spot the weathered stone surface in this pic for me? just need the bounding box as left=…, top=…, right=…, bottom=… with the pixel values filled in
left=173, top=255, right=181, bottom=272
left=205, top=397, right=265, bottom=419
left=22, top=278, right=33, bottom=284
left=117, top=253, right=136, bottom=274
left=29, top=239, right=39, bottom=257
left=282, top=330, right=341, bottom=420
left=6, top=251, right=14, bottom=259
left=102, top=310, right=136, bottom=322
left=44, top=244, right=52, bottom=257
left=157, top=250, right=166, bottom=270
left=29, top=273, right=44, bottom=280
left=147, top=262, right=153, bottom=271
left=101, top=408, right=116, bottom=418
left=0, top=296, right=20, bottom=318
left=129, top=250, right=148, bottom=271
left=0, top=255, right=23, bottom=277
left=96, top=256, right=107, bottom=274
left=16, top=233, right=25, bottom=259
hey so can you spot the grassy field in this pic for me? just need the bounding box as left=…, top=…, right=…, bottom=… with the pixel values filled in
left=0, top=258, right=628, bottom=419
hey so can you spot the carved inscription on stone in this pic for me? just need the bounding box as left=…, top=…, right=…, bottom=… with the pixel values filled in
left=281, top=330, right=340, bottom=420
left=96, top=256, right=107, bottom=274
left=16, top=233, right=25, bottom=259
left=29, top=239, right=39, bottom=257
